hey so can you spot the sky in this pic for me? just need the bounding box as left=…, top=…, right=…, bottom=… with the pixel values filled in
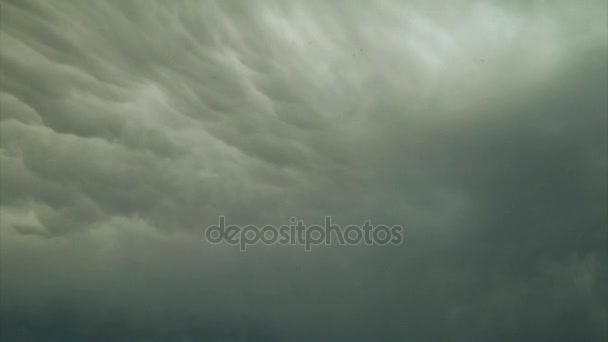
left=0, top=0, right=606, bottom=340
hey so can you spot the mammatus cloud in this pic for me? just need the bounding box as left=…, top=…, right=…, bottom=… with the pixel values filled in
left=0, top=0, right=606, bottom=340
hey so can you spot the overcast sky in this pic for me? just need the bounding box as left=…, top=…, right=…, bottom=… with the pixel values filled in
left=0, top=0, right=606, bottom=340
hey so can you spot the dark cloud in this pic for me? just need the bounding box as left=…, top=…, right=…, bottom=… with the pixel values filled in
left=1, top=0, right=606, bottom=340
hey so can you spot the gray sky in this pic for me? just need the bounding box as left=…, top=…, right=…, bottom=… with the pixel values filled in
left=0, top=0, right=606, bottom=340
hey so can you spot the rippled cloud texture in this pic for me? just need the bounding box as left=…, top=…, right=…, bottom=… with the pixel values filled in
left=0, top=0, right=606, bottom=340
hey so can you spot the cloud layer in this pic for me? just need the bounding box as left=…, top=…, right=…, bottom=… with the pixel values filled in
left=1, top=0, right=606, bottom=340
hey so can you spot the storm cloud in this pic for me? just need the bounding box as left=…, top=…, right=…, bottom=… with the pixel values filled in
left=0, top=0, right=606, bottom=340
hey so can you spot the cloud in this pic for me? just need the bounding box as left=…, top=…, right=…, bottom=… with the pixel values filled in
left=1, top=0, right=606, bottom=340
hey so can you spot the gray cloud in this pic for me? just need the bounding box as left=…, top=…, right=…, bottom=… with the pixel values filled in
left=1, top=0, right=606, bottom=340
